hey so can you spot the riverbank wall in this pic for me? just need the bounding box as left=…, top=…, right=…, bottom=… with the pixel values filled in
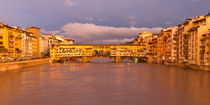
left=146, top=56, right=210, bottom=71
left=0, top=58, right=50, bottom=71
left=157, top=61, right=210, bottom=71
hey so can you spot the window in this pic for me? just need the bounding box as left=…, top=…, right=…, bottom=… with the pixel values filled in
left=0, top=36, right=2, bottom=39
left=0, top=41, right=3, bottom=44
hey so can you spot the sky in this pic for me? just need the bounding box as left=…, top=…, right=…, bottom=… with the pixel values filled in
left=0, top=0, right=210, bottom=44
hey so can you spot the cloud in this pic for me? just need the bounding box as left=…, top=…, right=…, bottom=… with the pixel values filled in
left=40, top=29, right=60, bottom=35
left=124, top=15, right=140, bottom=27
left=42, top=23, right=162, bottom=44
left=63, top=0, right=77, bottom=6
left=98, top=17, right=108, bottom=22
left=129, top=21, right=137, bottom=27
left=165, top=21, right=172, bottom=25
left=128, top=15, right=137, bottom=20
left=84, top=17, right=93, bottom=21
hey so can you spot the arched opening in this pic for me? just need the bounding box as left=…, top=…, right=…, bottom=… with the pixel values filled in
left=59, top=57, right=82, bottom=63
left=93, top=50, right=99, bottom=56
left=138, top=57, right=148, bottom=63
left=104, top=50, right=110, bottom=56
left=99, top=50, right=104, bottom=55
left=122, top=58, right=132, bottom=63
left=89, top=57, right=115, bottom=63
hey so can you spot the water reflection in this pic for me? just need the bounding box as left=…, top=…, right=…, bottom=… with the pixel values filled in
left=0, top=63, right=210, bottom=105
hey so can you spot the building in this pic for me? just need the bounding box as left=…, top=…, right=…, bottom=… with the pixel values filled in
left=39, top=35, right=49, bottom=58
left=0, top=23, right=74, bottom=62
left=150, top=34, right=159, bottom=62
left=0, top=24, right=22, bottom=62
left=45, top=34, right=59, bottom=48
left=163, top=26, right=178, bottom=63
left=55, top=35, right=74, bottom=45
left=132, top=31, right=154, bottom=56
left=22, top=31, right=34, bottom=59
left=200, top=29, right=210, bottom=65
left=27, top=26, right=40, bottom=58
left=132, top=31, right=160, bottom=63
left=177, top=14, right=210, bottom=66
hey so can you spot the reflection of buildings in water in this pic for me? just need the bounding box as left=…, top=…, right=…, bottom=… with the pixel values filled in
left=0, top=63, right=210, bottom=104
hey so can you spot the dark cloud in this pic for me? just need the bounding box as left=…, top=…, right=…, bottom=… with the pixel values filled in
left=0, top=0, right=209, bottom=29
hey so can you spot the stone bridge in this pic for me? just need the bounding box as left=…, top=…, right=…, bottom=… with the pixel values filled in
left=50, top=45, right=148, bottom=63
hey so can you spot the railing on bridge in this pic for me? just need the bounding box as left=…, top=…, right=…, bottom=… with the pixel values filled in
left=50, top=44, right=146, bottom=62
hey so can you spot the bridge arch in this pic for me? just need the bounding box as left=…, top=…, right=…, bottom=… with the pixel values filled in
left=88, top=56, right=115, bottom=63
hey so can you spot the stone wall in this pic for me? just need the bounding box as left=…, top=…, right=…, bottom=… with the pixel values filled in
left=0, top=59, right=49, bottom=71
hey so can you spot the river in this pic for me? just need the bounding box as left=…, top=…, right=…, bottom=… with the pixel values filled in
left=0, top=63, right=210, bottom=105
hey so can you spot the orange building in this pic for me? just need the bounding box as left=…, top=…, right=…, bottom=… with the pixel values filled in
left=27, top=26, right=40, bottom=58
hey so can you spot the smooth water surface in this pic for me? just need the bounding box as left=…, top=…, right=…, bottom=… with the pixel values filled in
left=0, top=63, right=210, bottom=105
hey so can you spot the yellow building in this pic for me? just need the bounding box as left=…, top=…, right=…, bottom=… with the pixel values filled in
left=45, top=34, right=60, bottom=48
left=132, top=31, right=160, bottom=63
left=156, top=30, right=167, bottom=63
left=162, top=26, right=178, bottom=63
left=28, top=26, right=40, bottom=58
left=32, top=36, right=37, bottom=58
left=132, top=31, right=154, bottom=56
left=177, top=13, right=210, bottom=66
left=0, top=24, right=22, bottom=62
left=55, top=35, right=74, bottom=45
left=200, top=29, right=210, bottom=65
left=22, top=31, right=34, bottom=59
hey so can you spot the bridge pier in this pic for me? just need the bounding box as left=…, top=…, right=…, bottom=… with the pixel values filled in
left=81, top=57, right=89, bottom=63
left=115, top=56, right=122, bottom=63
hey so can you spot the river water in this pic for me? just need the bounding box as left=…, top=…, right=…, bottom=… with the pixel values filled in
left=0, top=63, right=210, bottom=105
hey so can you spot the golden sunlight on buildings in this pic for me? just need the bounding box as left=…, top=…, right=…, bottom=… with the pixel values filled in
left=0, top=24, right=74, bottom=62
left=132, top=12, right=210, bottom=66
left=0, top=25, right=22, bottom=62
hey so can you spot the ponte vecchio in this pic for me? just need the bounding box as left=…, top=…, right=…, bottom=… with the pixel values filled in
left=50, top=44, right=147, bottom=63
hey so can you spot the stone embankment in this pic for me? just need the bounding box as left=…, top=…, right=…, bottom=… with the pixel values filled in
left=0, top=58, right=50, bottom=71
left=162, top=62, right=210, bottom=71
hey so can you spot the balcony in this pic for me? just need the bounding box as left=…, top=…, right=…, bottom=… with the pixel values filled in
left=188, top=26, right=200, bottom=32
left=9, top=34, right=14, bottom=37
left=173, top=37, right=178, bottom=40
left=174, top=33, right=179, bottom=36
left=9, top=40, right=14, bottom=43
left=184, top=40, right=188, bottom=44
left=202, top=33, right=209, bottom=37
left=200, top=44, right=205, bottom=48
left=9, top=45, right=14, bottom=48
left=200, top=50, right=205, bottom=54
left=8, top=49, right=14, bottom=53
left=200, top=38, right=207, bottom=42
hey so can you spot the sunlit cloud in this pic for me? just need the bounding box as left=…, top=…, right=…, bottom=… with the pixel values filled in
left=84, top=17, right=93, bottom=21
left=42, top=23, right=162, bottom=44
left=40, top=29, right=60, bottom=35
left=98, top=17, right=108, bottom=22
left=63, top=0, right=77, bottom=6
left=129, top=21, right=138, bottom=27
left=165, top=21, right=172, bottom=25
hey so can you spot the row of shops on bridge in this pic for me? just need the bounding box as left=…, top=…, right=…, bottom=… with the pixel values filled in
left=50, top=45, right=147, bottom=62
